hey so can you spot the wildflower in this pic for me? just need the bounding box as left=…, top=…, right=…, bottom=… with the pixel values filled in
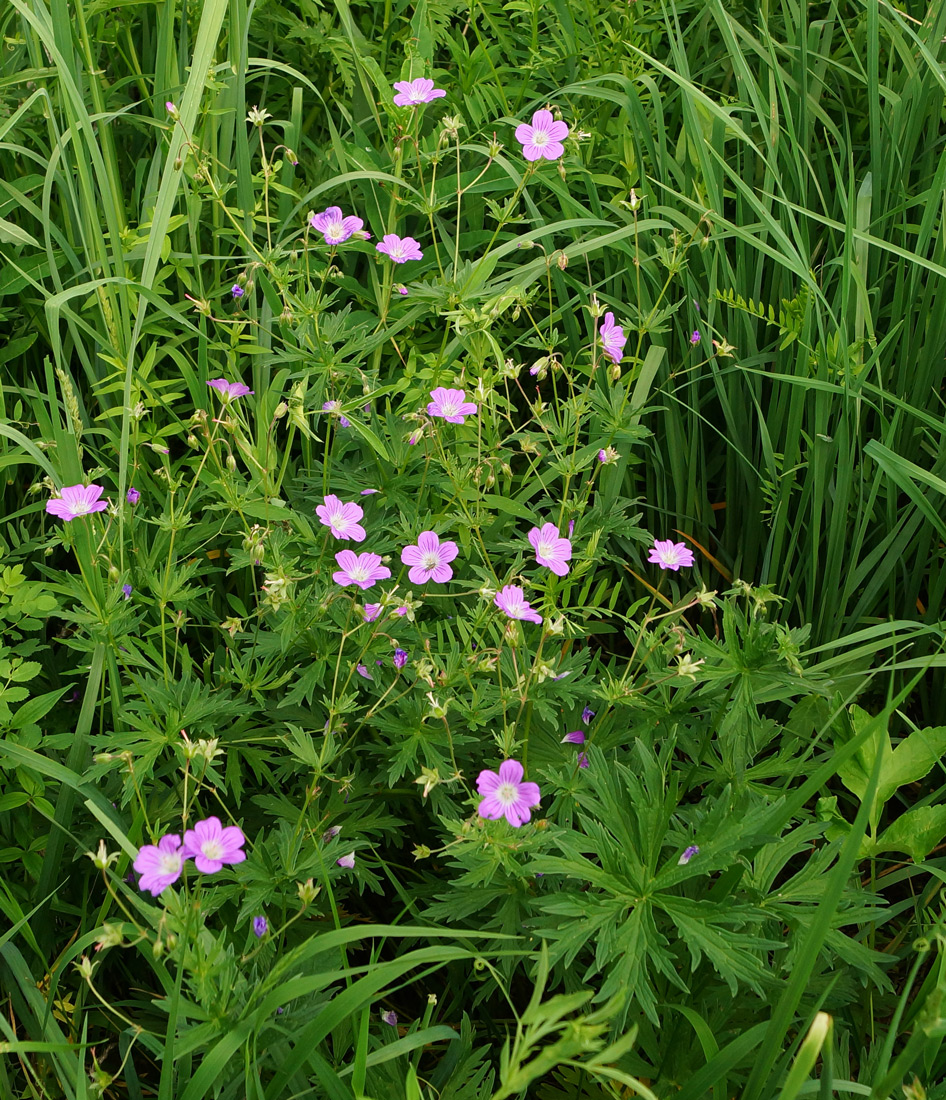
left=46, top=484, right=108, bottom=523
left=401, top=530, right=459, bottom=584
left=126, top=487, right=140, bottom=505
left=122, top=584, right=132, bottom=600
left=310, top=206, right=364, bottom=245
left=515, top=109, right=569, bottom=162
left=528, top=522, right=572, bottom=577
left=165, top=101, right=178, bottom=117
left=393, top=648, right=408, bottom=669
left=376, top=234, right=423, bottom=263
left=476, top=760, right=541, bottom=827
left=582, top=705, right=595, bottom=724
left=207, top=378, right=253, bottom=401
left=332, top=550, right=391, bottom=590
left=395, top=605, right=409, bottom=616
left=181, top=817, right=247, bottom=874
left=678, top=844, right=700, bottom=865
left=690, top=330, right=700, bottom=345
left=356, top=663, right=373, bottom=680
left=599, top=312, right=626, bottom=364
left=597, top=446, right=619, bottom=465
left=392, top=78, right=446, bottom=106
left=648, top=539, right=695, bottom=571
left=396, top=285, right=409, bottom=296
left=494, top=585, right=542, bottom=624
left=231, top=284, right=245, bottom=300
left=382, top=1009, right=399, bottom=1026
left=364, top=603, right=381, bottom=622
left=337, top=852, right=356, bottom=869
left=316, top=494, right=366, bottom=542
left=577, top=753, right=589, bottom=768
left=562, top=730, right=585, bottom=745
left=427, top=387, right=477, bottom=424
left=322, top=400, right=351, bottom=428
left=360, top=488, right=379, bottom=495
left=133, top=834, right=185, bottom=896
left=253, top=916, right=268, bottom=937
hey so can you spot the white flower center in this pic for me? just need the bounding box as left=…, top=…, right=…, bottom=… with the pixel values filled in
left=532, top=129, right=549, bottom=146
left=440, top=399, right=459, bottom=416
left=350, top=565, right=369, bottom=582
left=537, top=538, right=555, bottom=558
left=71, top=499, right=93, bottom=516
left=159, top=852, right=182, bottom=876
left=200, top=839, right=224, bottom=860
left=421, top=551, right=439, bottom=570
left=327, top=220, right=344, bottom=240
left=332, top=511, right=352, bottom=533
left=496, top=782, right=518, bottom=805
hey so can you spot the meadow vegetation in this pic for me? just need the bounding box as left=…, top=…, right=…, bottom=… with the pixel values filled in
left=2, top=0, right=946, bottom=1096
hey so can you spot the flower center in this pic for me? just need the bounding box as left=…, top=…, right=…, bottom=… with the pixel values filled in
left=350, top=565, right=369, bottom=582
left=159, top=852, right=182, bottom=876
left=327, top=220, right=344, bottom=240
left=200, top=839, right=224, bottom=861
left=496, top=782, right=519, bottom=805
left=532, top=129, right=549, bottom=146
left=71, top=499, right=93, bottom=516
left=440, top=399, right=458, bottom=416
left=537, top=538, right=555, bottom=558
left=421, top=551, right=440, bottom=570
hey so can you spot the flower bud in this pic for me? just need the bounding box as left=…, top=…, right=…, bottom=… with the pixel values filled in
left=297, top=878, right=320, bottom=905
left=226, top=454, right=237, bottom=472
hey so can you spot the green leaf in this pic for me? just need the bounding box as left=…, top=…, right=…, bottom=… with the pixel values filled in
left=873, top=804, right=946, bottom=862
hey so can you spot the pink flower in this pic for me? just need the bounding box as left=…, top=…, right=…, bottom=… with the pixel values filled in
left=126, top=487, right=140, bottom=505
left=376, top=234, right=423, bottom=263
left=494, top=585, right=542, bottom=624
left=310, top=206, right=364, bottom=245
left=401, top=531, right=458, bottom=584
left=514, top=109, right=569, bottom=162
left=133, top=834, right=185, bottom=896
left=364, top=603, right=382, bottom=622
left=322, top=400, right=351, bottom=428
left=393, top=78, right=446, bottom=106
left=577, top=752, right=589, bottom=769
left=361, top=488, right=379, bottom=495
left=427, top=387, right=477, bottom=423
left=561, top=730, right=586, bottom=744
left=476, top=760, right=541, bottom=827
left=528, top=522, right=572, bottom=577
left=599, top=313, right=626, bottom=364
left=356, top=663, right=373, bottom=680
left=182, top=816, right=246, bottom=874
left=316, top=494, right=366, bottom=542
left=333, top=550, right=391, bottom=590
left=46, top=484, right=109, bottom=523
left=207, top=378, right=253, bottom=401
left=647, top=539, right=695, bottom=571
left=337, top=852, right=356, bottom=868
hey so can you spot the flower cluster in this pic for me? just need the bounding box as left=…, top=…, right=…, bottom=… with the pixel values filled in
left=132, top=816, right=246, bottom=896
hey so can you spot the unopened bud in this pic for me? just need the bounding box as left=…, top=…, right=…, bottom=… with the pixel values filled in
left=226, top=454, right=237, bottom=472
left=274, top=402, right=288, bottom=419
left=186, top=433, right=198, bottom=449
left=608, top=363, right=621, bottom=382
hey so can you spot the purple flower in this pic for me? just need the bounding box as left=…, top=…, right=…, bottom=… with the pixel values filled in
left=165, top=101, right=177, bottom=114
left=568, top=519, right=575, bottom=538
left=133, top=834, right=185, bottom=896
left=562, top=730, right=586, bottom=744
left=322, top=826, right=341, bottom=842
left=401, top=531, right=459, bottom=584
left=337, top=852, right=356, bottom=869
left=207, top=378, right=253, bottom=401
left=360, top=488, right=379, bottom=495
left=577, top=752, right=589, bottom=769
left=231, top=284, right=245, bottom=300
left=582, top=706, right=595, bottom=724
left=648, top=538, right=695, bottom=571
left=376, top=234, right=423, bottom=263
left=356, top=663, right=373, bottom=680
left=126, top=487, right=140, bottom=505
left=332, top=550, right=391, bottom=590
left=322, top=400, right=351, bottom=428
left=393, top=78, right=446, bottom=106
left=476, top=760, right=541, bottom=827
left=316, top=494, right=366, bottom=542
left=382, top=1009, right=398, bottom=1026
left=364, top=603, right=382, bottom=622
left=427, top=387, right=477, bottom=424
left=46, top=484, right=109, bottom=523
left=393, top=648, right=408, bottom=669
left=690, top=330, right=700, bottom=345
left=678, top=844, right=700, bottom=865
left=181, top=816, right=246, bottom=874
left=527, top=522, right=572, bottom=577
left=494, top=585, right=542, bottom=624
left=122, top=584, right=133, bottom=600
left=597, top=449, right=607, bottom=463
left=253, top=915, right=268, bottom=937
left=515, top=109, right=569, bottom=162
left=599, top=312, right=626, bottom=364
left=396, top=286, right=409, bottom=296
left=394, top=606, right=409, bottom=616
left=310, top=206, right=364, bottom=245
